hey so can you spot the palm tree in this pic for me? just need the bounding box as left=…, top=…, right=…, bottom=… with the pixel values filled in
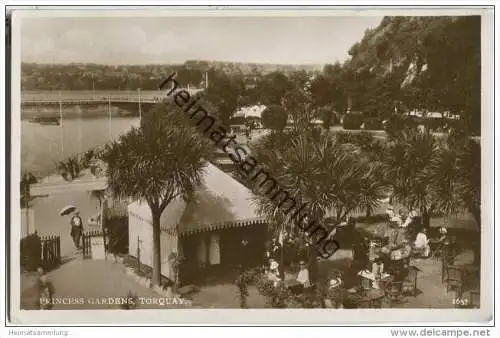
left=455, top=139, right=481, bottom=226
left=101, top=104, right=212, bottom=286
left=249, top=131, right=388, bottom=271
left=57, top=155, right=82, bottom=181
left=383, top=128, right=438, bottom=227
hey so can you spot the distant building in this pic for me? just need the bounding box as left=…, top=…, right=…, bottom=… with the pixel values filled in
left=233, top=105, right=267, bottom=120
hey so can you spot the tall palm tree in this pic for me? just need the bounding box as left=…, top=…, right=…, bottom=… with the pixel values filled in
left=384, top=128, right=438, bottom=226
left=101, top=104, right=213, bottom=286
left=249, top=131, right=388, bottom=265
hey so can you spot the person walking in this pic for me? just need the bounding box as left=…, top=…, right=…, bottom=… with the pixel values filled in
left=70, top=211, right=83, bottom=249
left=35, top=267, right=55, bottom=310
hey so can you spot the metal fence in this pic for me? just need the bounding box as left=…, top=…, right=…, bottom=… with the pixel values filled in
left=82, top=230, right=105, bottom=259
left=40, top=235, right=61, bottom=270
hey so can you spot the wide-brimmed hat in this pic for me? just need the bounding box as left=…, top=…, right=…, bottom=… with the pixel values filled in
left=329, top=278, right=342, bottom=287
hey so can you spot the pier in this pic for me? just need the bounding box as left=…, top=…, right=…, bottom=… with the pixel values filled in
left=21, top=88, right=203, bottom=105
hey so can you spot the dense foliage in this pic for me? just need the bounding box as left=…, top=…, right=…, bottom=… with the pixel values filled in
left=311, top=16, right=481, bottom=135
left=20, top=233, right=42, bottom=271
left=101, top=103, right=214, bottom=286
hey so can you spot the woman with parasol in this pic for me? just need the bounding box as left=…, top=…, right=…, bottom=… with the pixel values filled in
left=60, top=205, right=83, bottom=249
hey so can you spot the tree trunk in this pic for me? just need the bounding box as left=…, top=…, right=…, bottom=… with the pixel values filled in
left=307, top=245, right=319, bottom=285
left=471, top=207, right=481, bottom=265
left=365, top=205, right=372, bottom=218
left=152, top=211, right=162, bottom=287
left=421, top=207, right=430, bottom=228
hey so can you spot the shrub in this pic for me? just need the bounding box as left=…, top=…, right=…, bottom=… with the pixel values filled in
left=104, top=215, right=128, bottom=254
left=235, top=269, right=256, bottom=308
left=256, top=276, right=290, bottom=308
left=342, top=114, right=363, bottom=130
left=20, top=233, right=42, bottom=271
left=336, top=131, right=353, bottom=144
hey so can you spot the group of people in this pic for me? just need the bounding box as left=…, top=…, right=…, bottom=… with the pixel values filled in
left=266, top=258, right=311, bottom=291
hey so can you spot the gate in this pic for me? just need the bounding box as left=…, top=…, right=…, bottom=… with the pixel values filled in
left=40, top=235, right=61, bottom=269
left=82, top=230, right=106, bottom=259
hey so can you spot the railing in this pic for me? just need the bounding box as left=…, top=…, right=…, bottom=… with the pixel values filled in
left=40, top=235, right=61, bottom=270
left=21, top=89, right=203, bottom=104
left=82, top=230, right=105, bottom=259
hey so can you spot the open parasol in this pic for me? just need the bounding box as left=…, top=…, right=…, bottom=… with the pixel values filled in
left=59, top=205, right=77, bottom=216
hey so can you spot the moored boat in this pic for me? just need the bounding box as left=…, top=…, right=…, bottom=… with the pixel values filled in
left=29, top=116, right=60, bottom=125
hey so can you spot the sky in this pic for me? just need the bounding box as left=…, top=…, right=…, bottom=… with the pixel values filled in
left=21, top=15, right=383, bottom=65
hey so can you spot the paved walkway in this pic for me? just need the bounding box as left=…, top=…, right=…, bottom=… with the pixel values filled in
left=31, top=190, right=100, bottom=257
left=21, top=257, right=190, bottom=310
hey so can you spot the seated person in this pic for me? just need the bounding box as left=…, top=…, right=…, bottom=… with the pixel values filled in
left=382, top=225, right=405, bottom=253
left=393, top=261, right=410, bottom=282
left=386, top=205, right=395, bottom=220
left=296, top=261, right=311, bottom=288
left=372, top=257, right=384, bottom=276
left=326, top=225, right=337, bottom=240
left=414, top=228, right=430, bottom=257
left=438, top=227, right=448, bottom=242
left=268, top=260, right=282, bottom=287
left=353, top=237, right=370, bottom=270
left=401, top=214, right=413, bottom=228
left=338, top=216, right=351, bottom=228
left=326, top=275, right=344, bottom=308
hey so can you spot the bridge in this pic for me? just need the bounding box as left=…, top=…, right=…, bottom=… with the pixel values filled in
left=21, top=89, right=203, bottom=105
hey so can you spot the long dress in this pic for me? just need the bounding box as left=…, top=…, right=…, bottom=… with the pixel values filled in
left=208, top=234, right=221, bottom=266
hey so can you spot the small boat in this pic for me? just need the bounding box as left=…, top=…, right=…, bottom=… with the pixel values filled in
left=30, top=116, right=60, bottom=125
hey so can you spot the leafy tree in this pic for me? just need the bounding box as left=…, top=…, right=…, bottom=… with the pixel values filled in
left=281, top=89, right=315, bottom=131
left=204, top=71, right=245, bottom=125
left=316, top=105, right=337, bottom=130
left=102, top=104, right=212, bottom=286
left=256, top=71, right=295, bottom=106
left=261, top=105, right=288, bottom=132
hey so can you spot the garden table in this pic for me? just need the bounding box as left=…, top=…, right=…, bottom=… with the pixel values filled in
left=345, top=288, right=385, bottom=308
left=358, top=270, right=392, bottom=290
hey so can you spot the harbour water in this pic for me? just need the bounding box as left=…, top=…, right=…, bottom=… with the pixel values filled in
left=21, top=116, right=140, bottom=177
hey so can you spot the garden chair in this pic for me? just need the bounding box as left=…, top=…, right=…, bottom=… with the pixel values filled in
left=402, top=266, right=418, bottom=296
left=354, top=297, right=371, bottom=309
left=384, top=281, right=404, bottom=307
left=369, top=291, right=385, bottom=309
left=441, top=259, right=451, bottom=284
left=444, top=265, right=463, bottom=296
left=468, top=290, right=480, bottom=308
left=360, top=276, right=371, bottom=292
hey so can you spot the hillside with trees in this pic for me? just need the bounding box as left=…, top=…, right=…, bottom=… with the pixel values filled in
left=311, top=16, right=481, bottom=134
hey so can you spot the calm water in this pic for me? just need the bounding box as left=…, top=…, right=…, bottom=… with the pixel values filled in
left=21, top=116, right=140, bottom=177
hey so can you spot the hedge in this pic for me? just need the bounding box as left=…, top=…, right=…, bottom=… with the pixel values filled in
left=21, top=233, right=42, bottom=271
left=342, top=114, right=364, bottom=130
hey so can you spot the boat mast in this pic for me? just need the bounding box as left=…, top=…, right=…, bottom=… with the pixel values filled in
left=108, top=95, right=112, bottom=141
left=138, top=88, right=142, bottom=122
left=59, top=91, right=63, bottom=154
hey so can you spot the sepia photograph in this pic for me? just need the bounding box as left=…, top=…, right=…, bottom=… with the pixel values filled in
left=8, top=7, right=494, bottom=325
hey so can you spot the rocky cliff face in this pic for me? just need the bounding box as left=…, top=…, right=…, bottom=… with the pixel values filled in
left=336, top=16, right=480, bottom=131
